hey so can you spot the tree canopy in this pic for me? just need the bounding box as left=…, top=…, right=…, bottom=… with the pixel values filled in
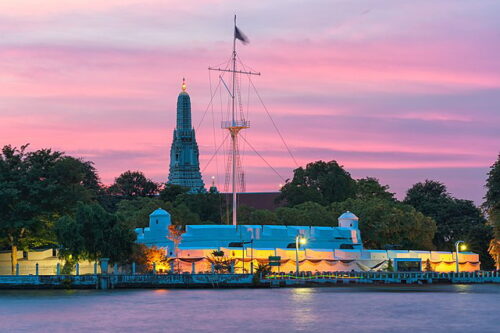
left=331, top=198, right=436, bottom=250
left=0, top=144, right=98, bottom=273
left=108, top=170, right=159, bottom=198
left=355, top=177, right=395, bottom=201
left=56, top=203, right=136, bottom=264
left=485, top=154, right=500, bottom=269
left=404, top=179, right=493, bottom=268
left=279, top=160, right=356, bottom=206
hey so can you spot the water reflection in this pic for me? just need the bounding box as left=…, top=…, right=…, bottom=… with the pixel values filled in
left=290, top=288, right=317, bottom=330
left=0, top=285, right=498, bottom=332
left=454, top=284, right=473, bottom=294
left=153, top=289, right=170, bottom=295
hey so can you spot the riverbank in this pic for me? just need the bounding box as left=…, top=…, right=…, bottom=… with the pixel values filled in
left=1, top=271, right=499, bottom=289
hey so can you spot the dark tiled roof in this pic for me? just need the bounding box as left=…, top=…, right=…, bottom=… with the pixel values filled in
left=222, top=192, right=285, bottom=211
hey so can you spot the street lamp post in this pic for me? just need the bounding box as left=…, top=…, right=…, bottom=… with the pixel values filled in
left=241, top=240, right=254, bottom=274
left=250, top=239, right=254, bottom=274
left=295, top=235, right=307, bottom=276
left=455, top=240, right=466, bottom=273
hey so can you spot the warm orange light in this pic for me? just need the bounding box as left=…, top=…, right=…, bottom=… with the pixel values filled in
left=181, top=78, right=187, bottom=92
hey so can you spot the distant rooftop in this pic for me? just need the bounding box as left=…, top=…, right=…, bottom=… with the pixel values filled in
left=222, top=192, right=284, bottom=211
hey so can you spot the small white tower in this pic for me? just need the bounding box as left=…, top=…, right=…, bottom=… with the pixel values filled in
left=338, top=211, right=359, bottom=229
left=149, top=208, right=171, bottom=231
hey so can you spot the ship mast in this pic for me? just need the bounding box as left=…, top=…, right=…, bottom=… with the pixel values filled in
left=209, top=16, right=260, bottom=226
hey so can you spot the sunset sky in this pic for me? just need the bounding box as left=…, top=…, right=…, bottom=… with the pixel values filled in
left=1, top=1, right=499, bottom=204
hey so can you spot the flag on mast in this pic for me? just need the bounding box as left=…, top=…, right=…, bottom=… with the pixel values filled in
left=234, top=26, right=249, bottom=44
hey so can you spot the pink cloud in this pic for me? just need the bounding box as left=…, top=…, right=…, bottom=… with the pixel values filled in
left=1, top=1, right=499, bottom=204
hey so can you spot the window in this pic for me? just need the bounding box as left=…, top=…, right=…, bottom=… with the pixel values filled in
left=156, top=219, right=158, bottom=224
left=340, top=244, right=354, bottom=249
left=395, top=260, right=421, bottom=272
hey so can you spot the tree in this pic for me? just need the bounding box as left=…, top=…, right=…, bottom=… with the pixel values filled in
left=248, top=210, right=278, bottom=225
left=294, top=202, right=336, bottom=226
left=330, top=198, right=436, bottom=250
left=117, top=197, right=174, bottom=229
left=279, top=160, right=356, bottom=206
left=116, top=197, right=201, bottom=229
left=131, top=244, right=167, bottom=273
left=485, top=154, right=500, bottom=269
left=55, top=203, right=136, bottom=264
left=207, top=250, right=235, bottom=273
left=175, top=191, right=224, bottom=223
left=404, top=180, right=493, bottom=268
left=159, top=183, right=189, bottom=202
left=108, top=170, right=159, bottom=198
left=171, top=203, right=201, bottom=226
left=167, top=225, right=185, bottom=272
left=275, top=207, right=309, bottom=226
left=355, top=177, right=395, bottom=201
left=0, top=144, right=97, bottom=274
left=386, top=259, right=394, bottom=272
left=425, top=258, right=433, bottom=272
left=236, top=205, right=256, bottom=225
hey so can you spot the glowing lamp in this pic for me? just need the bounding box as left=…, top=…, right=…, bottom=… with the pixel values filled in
left=299, top=238, right=307, bottom=245
left=460, top=244, right=467, bottom=251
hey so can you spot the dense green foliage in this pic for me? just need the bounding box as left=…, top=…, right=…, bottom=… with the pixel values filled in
left=116, top=197, right=201, bottom=228
left=1, top=143, right=497, bottom=271
left=355, top=177, right=396, bottom=201
left=330, top=198, right=436, bottom=250
left=279, top=160, right=356, bottom=206
left=0, top=144, right=98, bottom=273
left=56, top=203, right=136, bottom=263
left=485, top=154, right=500, bottom=269
left=404, top=180, right=493, bottom=269
left=107, top=170, right=159, bottom=198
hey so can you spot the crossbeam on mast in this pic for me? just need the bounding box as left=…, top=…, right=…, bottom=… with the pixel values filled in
left=208, top=67, right=261, bottom=76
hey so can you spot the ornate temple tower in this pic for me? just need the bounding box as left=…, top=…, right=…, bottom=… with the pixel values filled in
left=167, top=79, right=205, bottom=192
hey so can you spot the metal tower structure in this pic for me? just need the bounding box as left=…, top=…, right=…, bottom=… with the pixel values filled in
left=209, top=16, right=260, bottom=225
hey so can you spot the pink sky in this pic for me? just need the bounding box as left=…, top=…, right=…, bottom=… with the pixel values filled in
left=1, top=1, right=499, bottom=204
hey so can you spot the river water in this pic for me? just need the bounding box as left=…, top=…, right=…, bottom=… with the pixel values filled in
left=0, top=284, right=499, bottom=332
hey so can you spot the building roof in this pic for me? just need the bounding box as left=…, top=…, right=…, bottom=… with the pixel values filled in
left=150, top=208, right=170, bottom=217
left=339, top=211, right=358, bottom=220
left=222, top=192, right=284, bottom=211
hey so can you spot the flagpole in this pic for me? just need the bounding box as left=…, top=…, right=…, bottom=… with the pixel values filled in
left=231, top=14, right=237, bottom=226
left=208, top=16, right=259, bottom=226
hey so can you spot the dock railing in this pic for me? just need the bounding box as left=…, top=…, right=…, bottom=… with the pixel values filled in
left=261, top=270, right=500, bottom=284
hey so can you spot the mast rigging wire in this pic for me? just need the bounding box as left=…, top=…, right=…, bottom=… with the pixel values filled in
left=240, top=135, right=286, bottom=183
left=201, top=133, right=230, bottom=174
left=248, top=76, right=300, bottom=168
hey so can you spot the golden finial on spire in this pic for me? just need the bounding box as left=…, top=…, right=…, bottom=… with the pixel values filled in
left=181, top=77, right=187, bottom=92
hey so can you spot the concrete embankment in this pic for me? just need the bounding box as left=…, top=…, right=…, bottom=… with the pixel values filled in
left=1, top=271, right=499, bottom=289
left=0, top=274, right=255, bottom=289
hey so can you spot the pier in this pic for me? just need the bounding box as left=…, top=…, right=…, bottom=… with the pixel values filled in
left=0, top=271, right=499, bottom=289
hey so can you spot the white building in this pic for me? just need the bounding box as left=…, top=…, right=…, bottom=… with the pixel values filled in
left=135, top=209, right=480, bottom=273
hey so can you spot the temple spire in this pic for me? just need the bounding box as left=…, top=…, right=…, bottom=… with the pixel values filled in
left=168, top=78, right=205, bottom=193
left=181, top=77, right=187, bottom=92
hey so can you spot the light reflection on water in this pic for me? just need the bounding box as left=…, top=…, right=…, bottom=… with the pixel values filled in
left=290, top=288, right=317, bottom=331
left=0, top=285, right=498, bottom=333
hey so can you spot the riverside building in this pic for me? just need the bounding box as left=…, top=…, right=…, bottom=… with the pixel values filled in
left=135, top=208, right=480, bottom=274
